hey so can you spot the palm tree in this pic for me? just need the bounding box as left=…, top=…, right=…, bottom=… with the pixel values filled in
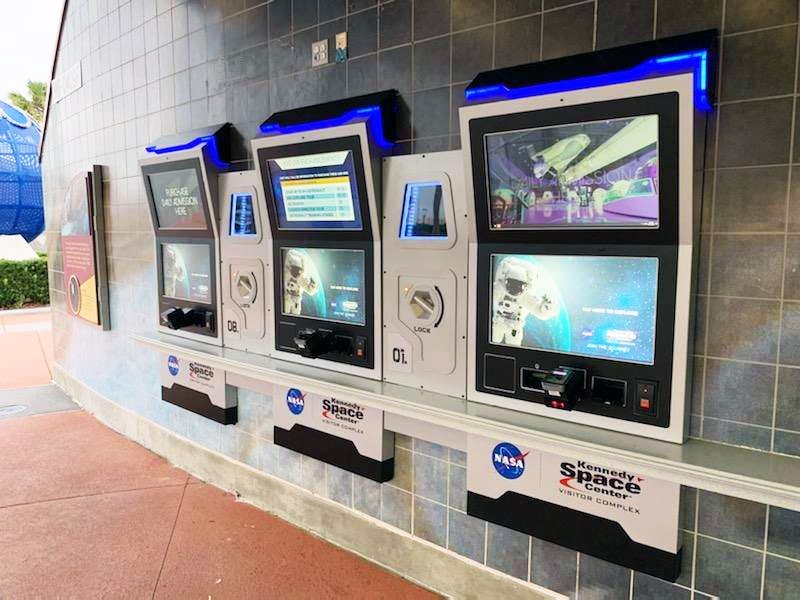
left=8, top=81, right=47, bottom=124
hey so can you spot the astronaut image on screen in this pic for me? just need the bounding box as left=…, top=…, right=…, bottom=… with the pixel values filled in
left=163, top=244, right=190, bottom=300
left=492, top=256, right=560, bottom=346
left=490, top=254, right=659, bottom=364
left=485, top=115, right=659, bottom=229
left=283, top=249, right=319, bottom=315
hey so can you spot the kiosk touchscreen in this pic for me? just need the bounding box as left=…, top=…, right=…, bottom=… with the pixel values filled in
left=219, top=171, right=270, bottom=356
left=141, top=132, right=223, bottom=345
left=382, top=151, right=469, bottom=398
left=253, top=92, right=397, bottom=380
left=460, top=34, right=714, bottom=443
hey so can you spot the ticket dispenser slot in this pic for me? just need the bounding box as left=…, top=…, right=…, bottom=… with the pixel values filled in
left=383, top=151, right=469, bottom=398
left=219, top=171, right=270, bottom=356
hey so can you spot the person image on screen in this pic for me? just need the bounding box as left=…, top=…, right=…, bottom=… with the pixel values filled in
left=283, top=249, right=319, bottom=315
left=163, top=246, right=190, bottom=300
left=492, top=257, right=559, bottom=346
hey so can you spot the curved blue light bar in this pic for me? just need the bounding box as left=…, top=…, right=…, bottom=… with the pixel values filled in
left=145, top=134, right=229, bottom=170
left=465, top=50, right=711, bottom=111
left=259, top=105, right=394, bottom=150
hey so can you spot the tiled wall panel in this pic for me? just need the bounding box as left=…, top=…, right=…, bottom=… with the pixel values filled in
left=40, top=1, right=800, bottom=598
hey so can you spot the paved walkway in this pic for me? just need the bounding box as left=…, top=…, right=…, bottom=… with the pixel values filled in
left=0, top=391, right=436, bottom=598
left=0, top=308, right=53, bottom=390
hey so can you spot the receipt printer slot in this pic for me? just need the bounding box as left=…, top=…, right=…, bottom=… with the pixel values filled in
left=591, top=377, right=627, bottom=407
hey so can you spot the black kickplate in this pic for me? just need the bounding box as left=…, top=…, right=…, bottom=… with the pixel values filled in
left=161, top=384, right=237, bottom=425
left=274, top=424, right=394, bottom=482
left=468, top=490, right=682, bottom=581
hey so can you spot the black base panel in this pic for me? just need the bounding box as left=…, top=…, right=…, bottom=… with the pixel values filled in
left=161, top=384, right=237, bottom=425
left=274, top=424, right=394, bottom=482
left=467, top=491, right=681, bottom=581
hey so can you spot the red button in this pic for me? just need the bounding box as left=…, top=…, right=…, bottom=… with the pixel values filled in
left=639, top=398, right=651, bottom=410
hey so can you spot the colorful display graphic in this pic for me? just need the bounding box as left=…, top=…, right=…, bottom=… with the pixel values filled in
left=162, top=243, right=212, bottom=304
left=485, top=115, right=660, bottom=228
left=267, top=151, right=363, bottom=230
left=148, top=168, right=207, bottom=230
left=229, top=193, right=257, bottom=236
left=282, top=248, right=365, bottom=325
left=61, top=169, right=109, bottom=328
left=490, top=254, right=658, bottom=364
left=400, top=182, right=447, bottom=238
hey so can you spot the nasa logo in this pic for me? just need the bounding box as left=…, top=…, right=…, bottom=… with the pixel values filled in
left=286, top=388, right=305, bottom=415
left=167, top=355, right=180, bottom=376
left=492, top=442, right=529, bottom=480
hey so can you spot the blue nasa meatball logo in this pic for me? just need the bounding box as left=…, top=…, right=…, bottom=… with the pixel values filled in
left=286, top=388, right=305, bottom=415
left=492, top=442, right=529, bottom=480
left=167, top=355, right=180, bottom=376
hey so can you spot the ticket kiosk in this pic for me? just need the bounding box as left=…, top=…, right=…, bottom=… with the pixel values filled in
left=460, top=32, right=715, bottom=443
left=141, top=125, right=227, bottom=345
left=141, top=125, right=238, bottom=424
left=252, top=91, right=398, bottom=381
left=382, top=152, right=469, bottom=398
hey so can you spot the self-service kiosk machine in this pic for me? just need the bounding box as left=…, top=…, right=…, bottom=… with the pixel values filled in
left=460, top=33, right=715, bottom=443
left=141, top=124, right=269, bottom=424
left=461, top=32, right=716, bottom=582
left=141, top=126, right=226, bottom=345
left=382, top=152, right=469, bottom=398
left=252, top=91, right=398, bottom=381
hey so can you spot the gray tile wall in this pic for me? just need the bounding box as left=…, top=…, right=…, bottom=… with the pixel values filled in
left=40, top=0, right=800, bottom=598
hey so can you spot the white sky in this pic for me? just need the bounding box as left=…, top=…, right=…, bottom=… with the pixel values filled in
left=0, top=0, right=64, bottom=103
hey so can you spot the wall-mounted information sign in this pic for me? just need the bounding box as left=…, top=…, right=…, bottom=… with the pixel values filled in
left=60, top=166, right=110, bottom=329
left=273, top=384, right=394, bottom=482
left=466, top=434, right=681, bottom=580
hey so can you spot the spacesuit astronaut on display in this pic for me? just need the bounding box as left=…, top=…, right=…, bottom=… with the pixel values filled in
left=283, top=249, right=319, bottom=315
left=492, top=257, right=559, bottom=346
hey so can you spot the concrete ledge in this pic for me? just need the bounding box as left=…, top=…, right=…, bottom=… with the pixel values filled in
left=54, top=364, right=563, bottom=600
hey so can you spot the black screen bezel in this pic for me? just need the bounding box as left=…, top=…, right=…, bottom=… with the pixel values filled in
left=257, top=136, right=374, bottom=241
left=142, top=158, right=214, bottom=237
left=469, top=92, right=679, bottom=246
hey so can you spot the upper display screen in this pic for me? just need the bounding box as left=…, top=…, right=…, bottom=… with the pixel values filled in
left=400, top=182, right=447, bottom=239
left=490, top=254, right=658, bottom=364
left=281, top=247, right=365, bottom=325
left=148, top=168, right=207, bottom=230
left=484, top=115, right=659, bottom=229
left=229, top=193, right=257, bottom=237
left=162, top=242, right=212, bottom=305
left=267, top=151, right=363, bottom=230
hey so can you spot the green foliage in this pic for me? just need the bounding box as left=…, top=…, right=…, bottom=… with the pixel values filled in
left=8, top=81, right=47, bottom=123
left=0, top=256, right=50, bottom=309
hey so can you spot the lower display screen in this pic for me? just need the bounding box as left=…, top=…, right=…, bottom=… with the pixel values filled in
left=490, top=254, right=658, bottom=364
left=282, top=248, right=365, bottom=326
left=162, top=243, right=212, bottom=304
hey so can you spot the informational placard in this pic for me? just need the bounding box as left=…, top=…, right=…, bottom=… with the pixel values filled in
left=466, top=434, right=681, bottom=580
left=273, top=384, right=394, bottom=481
left=160, top=352, right=237, bottom=424
left=61, top=167, right=110, bottom=329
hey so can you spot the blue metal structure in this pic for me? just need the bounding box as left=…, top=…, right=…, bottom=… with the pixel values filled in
left=0, top=100, right=44, bottom=242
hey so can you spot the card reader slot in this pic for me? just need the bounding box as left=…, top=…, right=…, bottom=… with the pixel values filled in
left=520, top=368, right=547, bottom=393
left=590, top=376, right=627, bottom=407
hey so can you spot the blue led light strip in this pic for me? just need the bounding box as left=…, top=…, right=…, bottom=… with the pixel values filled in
left=465, top=50, right=711, bottom=111
left=259, top=105, right=394, bottom=150
left=145, top=134, right=230, bottom=170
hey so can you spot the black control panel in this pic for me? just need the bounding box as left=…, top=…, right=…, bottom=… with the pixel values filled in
left=483, top=353, right=667, bottom=427
left=276, top=321, right=372, bottom=368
